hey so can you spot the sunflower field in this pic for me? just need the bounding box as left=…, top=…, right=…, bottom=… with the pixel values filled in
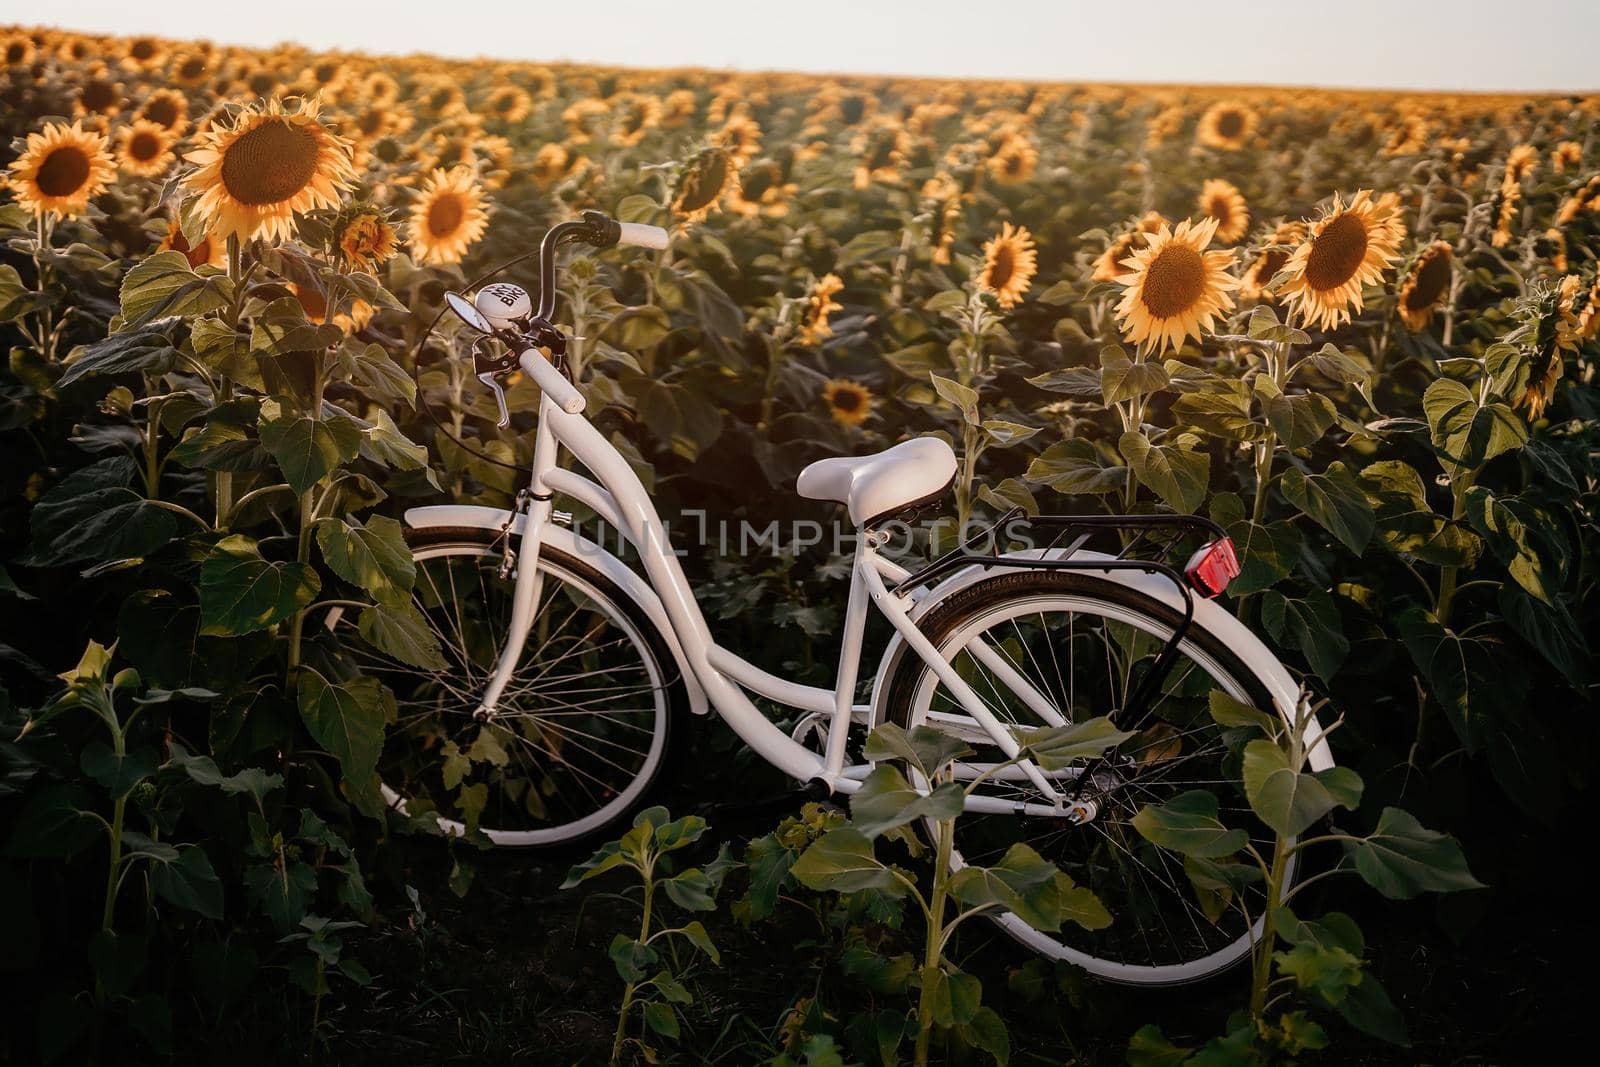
left=1, top=22, right=1597, bottom=1066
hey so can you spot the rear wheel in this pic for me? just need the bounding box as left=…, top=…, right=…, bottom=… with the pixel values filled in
left=324, top=527, right=679, bottom=847
left=883, top=569, right=1312, bottom=986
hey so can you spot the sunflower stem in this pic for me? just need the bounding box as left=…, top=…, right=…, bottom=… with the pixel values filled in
left=213, top=235, right=249, bottom=528
left=286, top=353, right=326, bottom=691
left=142, top=376, right=163, bottom=500
left=1442, top=270, right=1463, bottom=349
left=1433, top=471, right=1474, bottom=629
left=33, top=212, right=61, bottom=362
left=913, top=809, right=955, bottom=1067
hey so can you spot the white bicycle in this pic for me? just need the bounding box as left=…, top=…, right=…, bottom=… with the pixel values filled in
left=326, top=211, right=1334, bottom=986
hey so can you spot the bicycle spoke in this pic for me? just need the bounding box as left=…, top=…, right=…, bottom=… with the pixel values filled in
left=901, top=583, right=1296, bottom=977
left=328, top=544, right=670, bottom=842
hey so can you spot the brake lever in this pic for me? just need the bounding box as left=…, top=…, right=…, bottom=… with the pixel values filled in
left=476, top=371, right=511, bottom=429
left=465, top=312, right=569, bottom=431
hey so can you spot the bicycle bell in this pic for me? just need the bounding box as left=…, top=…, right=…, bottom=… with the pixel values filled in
left=474, top=282, right=533, bottom=331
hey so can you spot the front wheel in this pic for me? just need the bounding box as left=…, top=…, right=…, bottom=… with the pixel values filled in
left=324, top=526, right=681, bottom=847
left=882, top=569, right=1321, bottom=986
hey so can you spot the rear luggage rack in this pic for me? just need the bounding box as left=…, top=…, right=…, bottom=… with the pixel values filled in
left=892, top=507, right=1237, bottom=601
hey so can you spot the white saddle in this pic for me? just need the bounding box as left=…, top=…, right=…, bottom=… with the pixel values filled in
left=796, top=437, right=958, bottom=527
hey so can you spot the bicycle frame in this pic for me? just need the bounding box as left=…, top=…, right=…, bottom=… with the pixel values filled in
left=470, top=388, right=1070, bottom=814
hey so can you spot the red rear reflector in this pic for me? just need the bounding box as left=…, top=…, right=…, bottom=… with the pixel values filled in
left=1185, top=538, right=1240, bottom=598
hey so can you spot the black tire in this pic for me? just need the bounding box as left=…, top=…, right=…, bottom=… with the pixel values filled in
left=331, top=525, right=687, bottom=848
left=880, top=568, right=1293, bottom=985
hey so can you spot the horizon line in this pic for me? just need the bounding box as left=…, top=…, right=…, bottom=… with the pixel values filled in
left=13, top=20, right=1599, bottom=99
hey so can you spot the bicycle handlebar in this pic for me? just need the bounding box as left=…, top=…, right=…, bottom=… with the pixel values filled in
left=446, top=209, right=668, bottom=426
left=534, top=210, right=669, bottom=319
left=519, top=347, right=586, bottom=415
left=617, top=221, right=670, bottom=250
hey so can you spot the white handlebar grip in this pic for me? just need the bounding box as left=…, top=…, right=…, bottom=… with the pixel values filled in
left=616, top=222, right=670, bottom=250
left=519, top=349, right=587, bottom=415
left=548, top=376, right=587, bottom=415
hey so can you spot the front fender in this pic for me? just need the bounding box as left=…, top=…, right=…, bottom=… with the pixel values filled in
left=403, top=505, right=710, bottom=716
left=865, top=549, right=1332, bottom=770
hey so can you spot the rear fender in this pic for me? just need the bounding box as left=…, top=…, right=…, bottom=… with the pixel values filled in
left=404, top=504, right=709, bottom=716
left=865, top=548, right=1332, bottom=770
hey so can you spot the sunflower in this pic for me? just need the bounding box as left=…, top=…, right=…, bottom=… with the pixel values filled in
left=119, top=35, right=166, bottom=73
left=610, top=93, right=662, bottom=147
left=299, top=57, right=351, bottom=100
left=530, top=143, right=580, bottom=185
left=1195, top=101, right=1257, bottom=151
left=1238, top=221, right=1306, bottom=302
left=422, top=119, right=490, bottom=172
left=672, top=146, right=739, bottom=224
left=1135, top=211, right=1170, bottom=235
left=713, top=114, right=763, bottom=168
left=72, top=64, right=124, bottom=120
left=4, top=121, right=116, bottom=218
left=1381, top=114, right=1428, bottom=156
left=800, top=274, right=845, bottom=344
left=182, top=98, right=355, bottom=244
left=240, top=66, right=283, bottom=100
left=987, top=133, right=1038, bottom=184
left=157, top=217, right=227, bottom=269
left=922, top=180, right=961, bottom=266
left=1552, top=141, right=1582, bottom=173
left=704, top=87, right=745, bottom=127
left=408, top=166, right=489, bottom=266
left=1373, top=191, right=1408, bottom=243
left=1093, top=229, right=1151, bottom=284
left=1397, top=241, right=1454, bottom=331
left=562, top=99, right=610, bottom=144
left=524, top=67, right=558, bottom=99
left=350, top=100, right=413, bottom=143
left=452, top=134, right=515, bottom=190
left=823, top=379, right=873, bottom=427
left=726, top=159, right=795, bottom=218
left=118, top=119, right=177, bottom=178
left=334, top=208, right=400, bottom=273
left=484, top=86, right=533, bottom=125
left=169, top=50, right=212, bottom=88
left=1506, top=143, right=1540, bottom=184
left=359, top=71, right=400, bottom=106
left=661, top=89, right=698, bottom=128
left=289, top=281, right=374, bottom=335
left=825, top=88, right=877, bottom=129
left=1113, top=217, right=1238, bottom=355
left=1145, top=105, right=1185, bottom=149
left=978, top=222, right=1039, bottom=310
left=417, top=77, right=467, bottom=119
left=1517, top=276, right=1581, bottom=419
left=3, top=31, right=35, bottom=67
left=1545, top=227, right=1569, bottom=272
left=852, top=121, right=909, bottom=188
left=1198, top=178, right=1250, bottom=244
left=57, top=34, right=98, bottom=63
left=135, top=91, right=189, bottom=139
left=1578, top=273, right=1600, bottom=342
left=906, top=101, right=958, bottom=137
left=1492, top=179, right=1521, bottom=249
left=1556, top=174, right=1600, bottom=225
left=1277, top=191, right=1403, bottom=331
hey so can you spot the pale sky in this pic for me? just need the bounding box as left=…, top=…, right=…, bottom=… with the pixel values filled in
left=12, top=0, right=1599, bottom=93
